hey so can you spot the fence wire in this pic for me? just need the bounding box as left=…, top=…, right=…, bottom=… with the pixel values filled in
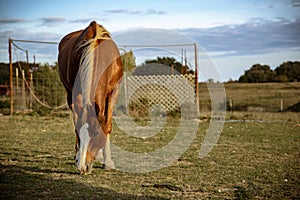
left=11, top=41, right=67, bottom=113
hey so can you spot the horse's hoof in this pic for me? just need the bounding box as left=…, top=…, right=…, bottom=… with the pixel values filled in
left=104, top=164, right=116, bottom=171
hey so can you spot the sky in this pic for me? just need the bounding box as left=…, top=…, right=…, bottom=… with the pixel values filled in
left=0, top=0, right=300, bottom=81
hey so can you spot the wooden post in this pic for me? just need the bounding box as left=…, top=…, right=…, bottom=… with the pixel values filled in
left=16, top=68, right=19, bottom=98
left=194, top=43, right=199, bottom=116
left=15, top=68, right=19, bottom=110
left=25, top=50, right=30, bottom=87
left=21, top=70, right=25, bottom=111
left=229, top=99, right=233, bottom=112
left=29, top=73, right=33, bottom=110
left=181, top=49, right=183, bottom=66
left=119, top=48, right=129, bottom=115
left=184, top=49, right=187, bottom=66
left=8, top=38, right=13, bottom=115
left=280, top=99, right=283, bottom=112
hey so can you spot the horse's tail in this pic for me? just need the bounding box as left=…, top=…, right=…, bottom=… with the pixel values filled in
left=78, top=21, right=111, bottom=123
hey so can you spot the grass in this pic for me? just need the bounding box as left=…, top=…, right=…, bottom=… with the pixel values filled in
left=0, top=113, right=299, bottom=199
left=199, top=82, right=300, bottom=112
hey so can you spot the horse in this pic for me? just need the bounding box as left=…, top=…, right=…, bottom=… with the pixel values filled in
left=58, top=21, right=123, bottom=174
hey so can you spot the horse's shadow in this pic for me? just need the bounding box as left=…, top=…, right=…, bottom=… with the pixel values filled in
left=0, top=148, right=167, bottom=200
left=0, top=163, right=167, bottom=200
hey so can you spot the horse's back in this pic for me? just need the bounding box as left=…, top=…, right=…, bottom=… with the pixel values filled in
left=58, top=30, right=83, bottom=91
left=58, top=21, right=123, bottom=97
left=58, top=30, right=82, bottom=51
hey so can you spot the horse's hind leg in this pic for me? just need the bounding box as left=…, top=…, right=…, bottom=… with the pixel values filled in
left=67, top=91, right=80, bottom=161
left=103, top=85, right=120, bottom=170
left=105, top=85, right=119, bottom=133
left=94, top=92, right=113, bottom=169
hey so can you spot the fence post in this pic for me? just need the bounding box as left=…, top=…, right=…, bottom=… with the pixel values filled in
left=16, top=68, right=19, bottom=100
left=9, top=38, right=13, bottom=115
left=29, top=73, right=33, bottom=110
left=21, top=70, right=25, bottom=111
left=194, top=43, right=199, bottom=116
left=15, top=68, right=19, bottom=111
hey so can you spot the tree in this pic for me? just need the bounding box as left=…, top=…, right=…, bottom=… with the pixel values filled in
left=238, top=64, right=275, bottom=83
left=0, top=63, right=10, bottom=85
left=32, top=63, right=65, bottom=107
left=121, top=50, right=136, bottom=72
left=143, top=56, right=193, bottom=75
left=277, top=74, right=288, bottom=83
left=275, top=61, right=300, bottom=82
left=238, top=61, right=300, bottom=83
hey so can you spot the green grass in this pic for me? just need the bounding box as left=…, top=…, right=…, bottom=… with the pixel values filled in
left=0, top=113, right=299, bottom=199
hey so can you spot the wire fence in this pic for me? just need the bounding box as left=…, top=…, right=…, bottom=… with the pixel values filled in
left=12, top=67, right=67, bottom=113
left=10, top=39, right=67, bottom=114
left=8, top=38, right=199, bottom=116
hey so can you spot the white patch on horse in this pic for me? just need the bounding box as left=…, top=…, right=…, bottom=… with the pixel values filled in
left=95, top=148, right=104, bottom=164
left=103, top=134, right=115, bottom=169
left=77, top=123, right=90, bottom=172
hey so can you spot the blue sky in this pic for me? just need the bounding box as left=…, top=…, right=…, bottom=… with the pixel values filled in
left=0, top=0, right=299, bottom=81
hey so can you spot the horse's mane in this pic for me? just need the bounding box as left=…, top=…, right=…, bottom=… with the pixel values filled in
left=78, top=23, right=111, bottom=123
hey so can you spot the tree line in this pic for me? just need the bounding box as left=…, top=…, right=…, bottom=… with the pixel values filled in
left=0, top=62, right=59, bottom=85
left=238, top=61, right=300, bottom=83
left=1, top=59, right=299, bottom=85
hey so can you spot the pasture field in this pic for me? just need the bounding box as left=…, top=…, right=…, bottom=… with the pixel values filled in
left=199, top=82, right=300, bottom=112
left=0, top=112, right=299, bottom=199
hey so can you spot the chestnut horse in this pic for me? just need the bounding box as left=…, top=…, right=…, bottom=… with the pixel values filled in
left=58, top=21, right=123, bottom=174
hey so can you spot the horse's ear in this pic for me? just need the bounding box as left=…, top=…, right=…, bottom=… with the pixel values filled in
left=89, top=21, right=97, bottom=30
left=81, top=21, right=98, bottom=41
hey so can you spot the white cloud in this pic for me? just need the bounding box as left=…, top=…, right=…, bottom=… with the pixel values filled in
left=178, top=17, right=300, bottom=57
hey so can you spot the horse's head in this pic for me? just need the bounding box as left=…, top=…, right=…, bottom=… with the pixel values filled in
left=74, top=103, right=106, bottom=174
